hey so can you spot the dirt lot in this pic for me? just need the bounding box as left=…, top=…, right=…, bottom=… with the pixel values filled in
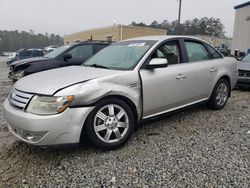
left=0, top=57, right=249, bottom=187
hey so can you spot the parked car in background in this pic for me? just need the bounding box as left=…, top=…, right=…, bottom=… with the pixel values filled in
left=44, top=45, right=58, bottom=52
left=236, top=53, right=250, bottom=88
left=6, top=48, right=44, bottom=65
left=8, top=41, right=111, bottom=81
left=3, top=36, right=238, bottom=149
left=0, top=52, right=9, bottom=56
left=6, top=52, right=17, bottom=63
left=216, top=48, right=230, bottom=57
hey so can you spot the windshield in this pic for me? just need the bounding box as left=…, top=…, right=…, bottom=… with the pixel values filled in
left=84, top=40, right=156, bottom=70
left=242, top=53, right=250, bottom=62
left=44, top=45, right=71, bottom=58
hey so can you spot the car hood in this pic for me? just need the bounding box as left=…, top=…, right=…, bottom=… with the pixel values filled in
left=238, top=62, right=250, bottom=71
left=14, top=66, right=122, bottom=95
left=11, top=57, right=50, bottom=66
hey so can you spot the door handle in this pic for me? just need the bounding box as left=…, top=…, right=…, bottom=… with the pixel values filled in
left=210, top=67, right=218, bottom=72
left=176, top=73, right=187, bottom=80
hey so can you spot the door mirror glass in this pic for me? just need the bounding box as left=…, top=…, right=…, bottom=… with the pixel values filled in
left=63, top=53, right=72, bottom=61
left=146, top=58, right=168, bottom=69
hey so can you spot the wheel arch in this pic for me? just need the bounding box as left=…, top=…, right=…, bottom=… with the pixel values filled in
left=210, top=75, right=231, bottom=98
left=79, top=94, right=139, bottom=144
left=98, top=95, right=139, bottom=124
left=218, top=75, right=231, bottom=97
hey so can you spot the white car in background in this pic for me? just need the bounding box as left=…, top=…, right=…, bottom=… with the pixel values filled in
left=44, top=45, right=58, bottom=52
left=6, top=52, right=17, bottom=64
left=3, top=36, right=238, bottom=149
left=7, top=52, right=16, bottom=60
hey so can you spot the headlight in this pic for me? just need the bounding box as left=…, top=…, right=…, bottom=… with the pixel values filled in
left=26, top=95, right=74, bottom=115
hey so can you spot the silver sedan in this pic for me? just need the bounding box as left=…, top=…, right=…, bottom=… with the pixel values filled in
left=3, top=36, right=238, bottom=149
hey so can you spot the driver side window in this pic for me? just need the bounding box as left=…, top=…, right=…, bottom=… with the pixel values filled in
left=151, top=41, right=181, bottom=65
left=67, top=45, right=93, bottom=59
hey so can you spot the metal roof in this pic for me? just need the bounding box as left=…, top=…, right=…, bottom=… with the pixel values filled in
left=234, top=1, right=250, bottom=9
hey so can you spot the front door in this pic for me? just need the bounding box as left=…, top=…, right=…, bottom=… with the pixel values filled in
left=140, top=40, right=189, bottom=118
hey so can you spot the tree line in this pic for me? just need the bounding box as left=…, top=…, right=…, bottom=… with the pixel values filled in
left=131, top=17, right=226, bottom=37
left=0, top=30, right=64, bottom=52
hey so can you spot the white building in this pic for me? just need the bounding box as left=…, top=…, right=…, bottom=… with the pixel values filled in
left=231, top=1, right=250, bottom=54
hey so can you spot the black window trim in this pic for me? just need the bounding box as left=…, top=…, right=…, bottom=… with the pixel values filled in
left=203, top=43, right=224, bottom=59
left=93, top=43, right=109, bottom=54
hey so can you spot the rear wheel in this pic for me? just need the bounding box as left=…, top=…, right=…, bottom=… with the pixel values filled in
left=85, top=98, right=135, bottom=149
left=208, top=79, right=230, bottom=110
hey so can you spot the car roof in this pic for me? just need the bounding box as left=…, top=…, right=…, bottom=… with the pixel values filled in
left=69, top=40, right=112, bottom=45
left=125, top=35, right=208, bottom=43
left=26, top=48, right=43, bottom=51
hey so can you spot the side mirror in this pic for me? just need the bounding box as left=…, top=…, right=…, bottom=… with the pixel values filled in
left=63, top=53, right=72, bottom=61
left=145, top=58, right=168, bottom=69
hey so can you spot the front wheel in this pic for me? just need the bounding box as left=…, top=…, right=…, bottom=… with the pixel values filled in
left=85, top=98, right=135, bottom=149
left=208, top=79, right=230, bottom=110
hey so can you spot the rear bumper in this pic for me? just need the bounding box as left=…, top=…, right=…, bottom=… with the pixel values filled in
left=3, top=99, right=94, bottom=146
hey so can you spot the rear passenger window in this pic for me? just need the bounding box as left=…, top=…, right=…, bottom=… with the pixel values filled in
left=185, top=41, right=210, bottom=62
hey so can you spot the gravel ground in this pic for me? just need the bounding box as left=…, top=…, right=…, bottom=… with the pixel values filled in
left=0, top=57, right=249, bottom=187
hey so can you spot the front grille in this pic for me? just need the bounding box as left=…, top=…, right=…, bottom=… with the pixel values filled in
left=238, top=69, right=250, bottom=77
left=9, top=89, right=33, bottom=109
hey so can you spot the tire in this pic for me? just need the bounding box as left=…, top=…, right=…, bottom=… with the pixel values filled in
left=208, top=78, right=230, bottom=110
left=85, top=98, right=135, bottom=149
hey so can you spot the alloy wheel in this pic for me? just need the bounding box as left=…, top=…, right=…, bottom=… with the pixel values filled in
left=93, top=104, right=129, bottom=144
left=215, top=82, right=228, bottom=106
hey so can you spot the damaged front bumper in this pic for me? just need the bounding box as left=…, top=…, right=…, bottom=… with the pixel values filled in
left=3, top=99, right=94, bottom=146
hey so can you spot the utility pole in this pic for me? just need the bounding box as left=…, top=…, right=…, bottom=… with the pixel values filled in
left=177, top=0, right=182, bottom=35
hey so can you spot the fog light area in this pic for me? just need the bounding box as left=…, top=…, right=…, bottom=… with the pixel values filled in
left=9, top=126, right=48, bottom=143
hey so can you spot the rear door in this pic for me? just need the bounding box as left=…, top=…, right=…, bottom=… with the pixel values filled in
left=182, top=40, right=224, bottom=100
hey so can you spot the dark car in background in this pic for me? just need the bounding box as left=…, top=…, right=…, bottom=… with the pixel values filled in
left=6, top=48, right=44, bottom=65
left=236, top=53, right=250, bottom=88
left=8, top=41, right=111, bottom=81
left=216, top=48, right=231, bottom=57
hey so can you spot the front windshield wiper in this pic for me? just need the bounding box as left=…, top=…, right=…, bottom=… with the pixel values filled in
left=85, top=64, right=109, bottom=69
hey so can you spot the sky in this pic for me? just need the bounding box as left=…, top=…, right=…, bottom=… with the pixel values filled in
left=0, top=0, right=248, bottom=37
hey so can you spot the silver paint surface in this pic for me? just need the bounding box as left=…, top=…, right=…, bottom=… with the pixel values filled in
left=3, top=36, right=238, bottom=146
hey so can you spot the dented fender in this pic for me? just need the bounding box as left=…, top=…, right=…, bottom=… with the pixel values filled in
left=55, top=71, right=142, bottom=120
